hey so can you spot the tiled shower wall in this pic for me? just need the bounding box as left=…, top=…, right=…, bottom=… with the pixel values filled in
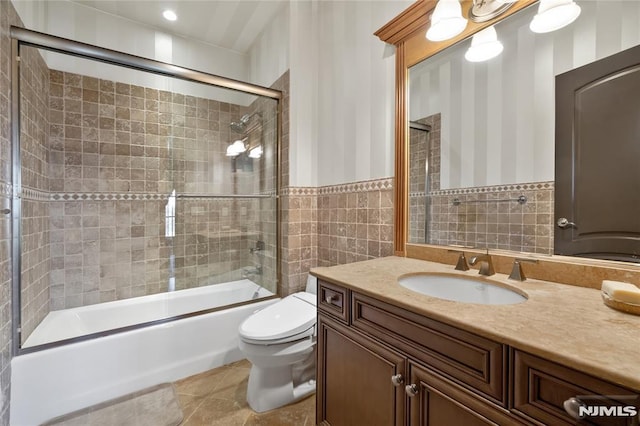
left=19, top=46, right=51, bottom=342
left=0, top=0, right=51, bottom=421
left=409, top=113, right=554, bottom=254
left=48, top=69, right=276, bottom=309
left=0, top=3, right=14, bottom=421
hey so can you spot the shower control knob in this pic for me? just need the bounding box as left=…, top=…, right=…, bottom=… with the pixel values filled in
left=405, top=384, right=419, bottom=397
left=557, top=218, right=577, bottom=229
left=391, top=374, right=404, bottom=386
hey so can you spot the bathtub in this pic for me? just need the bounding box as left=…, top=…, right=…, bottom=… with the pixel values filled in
left=11, top=279, right=277, bottom=426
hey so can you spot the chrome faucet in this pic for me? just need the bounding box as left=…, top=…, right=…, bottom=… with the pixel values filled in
left=469, top=251, right=495, bottom=276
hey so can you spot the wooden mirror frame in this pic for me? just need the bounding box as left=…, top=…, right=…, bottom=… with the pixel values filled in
left=375, top=0, right=538, bottom=256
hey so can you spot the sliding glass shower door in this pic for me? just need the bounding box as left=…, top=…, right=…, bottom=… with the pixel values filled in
left=15, top=39, right=279, bottom=351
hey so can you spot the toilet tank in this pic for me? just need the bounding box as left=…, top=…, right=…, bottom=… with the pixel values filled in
left=305, top=274, right=317, bottom=295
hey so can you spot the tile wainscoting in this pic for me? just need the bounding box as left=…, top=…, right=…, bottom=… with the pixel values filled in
left=280, top=177, right=395, bottom=295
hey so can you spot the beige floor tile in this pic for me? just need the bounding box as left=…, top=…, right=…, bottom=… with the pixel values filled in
left=182, top=396, right=252, bottom=426
left=227, top=359, right=252, bottom=369
left=209, top=368, right=250, bottom=404
left=176, top=393, right=207, bottom=422
left=176, top=360, right=316, bottom=426
left=244, top=395, right=315, bottom=426
left=174, top=366, right=231, bottom=397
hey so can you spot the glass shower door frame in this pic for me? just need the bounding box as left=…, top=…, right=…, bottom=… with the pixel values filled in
left=9, top=26, right=282, bottom=356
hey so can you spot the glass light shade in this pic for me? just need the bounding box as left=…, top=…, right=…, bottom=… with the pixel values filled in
left=226, top=139, right=246, bottom=156
left=464, top=26, right=504, bottom=62
left=248, top=145, right=263, bottom=159
left=530, top=0, right=581, bottom=34
left=426, top=0, right=468, bottom=42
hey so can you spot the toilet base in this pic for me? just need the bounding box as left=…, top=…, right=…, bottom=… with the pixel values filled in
left=246, top=346, right=316, bottom=413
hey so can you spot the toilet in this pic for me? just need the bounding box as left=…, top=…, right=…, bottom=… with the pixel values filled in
left=238, top=275, right=318, bottom=412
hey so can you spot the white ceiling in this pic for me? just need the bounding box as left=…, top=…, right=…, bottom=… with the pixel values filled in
left=70, top=0, right=287, bottom=53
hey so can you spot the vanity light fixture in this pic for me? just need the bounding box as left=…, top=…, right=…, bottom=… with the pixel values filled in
left=426, top=0, right=468, bottom=42
left=469, top=0, right=517, bottom=23
left=529, top=0, right=581, bottom=33
left=162, top=10, right=178, bottom=21
left=464, top=25, right=504, bottom=62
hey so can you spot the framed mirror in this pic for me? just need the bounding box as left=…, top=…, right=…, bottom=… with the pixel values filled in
left=387, top=0, right=640, bottom=262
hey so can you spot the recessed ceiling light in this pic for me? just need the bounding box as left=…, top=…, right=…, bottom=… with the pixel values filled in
left=163, top=10, right=177, bottom=21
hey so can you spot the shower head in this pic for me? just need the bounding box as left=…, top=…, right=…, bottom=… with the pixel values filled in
left=229, top=114, right=251, bottom=133
left=229, top=113, right=261, bottom=134
left=230, top=121, right=246, bottom=133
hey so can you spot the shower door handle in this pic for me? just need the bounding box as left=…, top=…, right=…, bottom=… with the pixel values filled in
left=557, top=218, right=577, bottom=229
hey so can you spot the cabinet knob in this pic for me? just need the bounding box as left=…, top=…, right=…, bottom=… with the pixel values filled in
left=405, top=384, right=419, bottom=397
left=325, top=294, right=338, bottom=304
left=391, top=374, right=404, bottom=386
left=563, top=397, right=585, bottom=420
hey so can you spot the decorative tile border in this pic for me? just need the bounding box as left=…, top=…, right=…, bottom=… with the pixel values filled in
left=0, top=182, right=11, bottom=198
left=430, top=181, right=553, bottom=196
left=282, top=178, right=394, bottom=196
left=409, top=192, right=426, bottom=197
left=317, top=177, right=394, bottom=195
left=20, top=189, right=276, bottom=202
left=281, top=187, right=318, bottom=196
left=50, top=193, right=169, bottom=201
left=21, top=187, right=50, bottom=201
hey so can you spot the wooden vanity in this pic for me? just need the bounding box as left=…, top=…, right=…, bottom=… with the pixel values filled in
left=312, top=257, right=640, bottom=426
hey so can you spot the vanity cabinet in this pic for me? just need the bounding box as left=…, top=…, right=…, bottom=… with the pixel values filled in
left=316, top=279, right=639, bottom=426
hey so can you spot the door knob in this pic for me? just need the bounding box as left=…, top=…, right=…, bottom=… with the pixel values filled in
left=557, top=218, right=577, bottom=229
left=405, top=384, right=419, bottom=397
left=391, top=374, right=404, bottom=386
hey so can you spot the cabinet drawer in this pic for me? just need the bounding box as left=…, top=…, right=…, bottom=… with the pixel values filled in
left=512, top=350, right=639, bottom=426
left=351, top=292, right=507, bottom=406
left=317, top=280, right=349, bottom=323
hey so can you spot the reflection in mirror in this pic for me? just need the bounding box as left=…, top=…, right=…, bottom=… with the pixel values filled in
left=408, top=1, right=640, bottom=258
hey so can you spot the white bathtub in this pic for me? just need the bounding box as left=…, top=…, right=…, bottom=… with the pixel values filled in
left=11, top=279, right=277, bottom=426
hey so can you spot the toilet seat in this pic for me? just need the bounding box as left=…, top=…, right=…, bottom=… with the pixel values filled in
left=239, top=292, right=316, bottom=345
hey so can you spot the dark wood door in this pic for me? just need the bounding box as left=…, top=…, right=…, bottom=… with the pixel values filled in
left=555, top=44, right=640, bottom=262
left=407, top=362, right=524, bottom=426
left=317, top=315, right=406, bottom=426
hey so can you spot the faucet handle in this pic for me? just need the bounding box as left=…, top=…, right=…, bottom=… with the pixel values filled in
left=508, top=258, right=539, bottom=281
left=448, top=249, right=470, bottom=271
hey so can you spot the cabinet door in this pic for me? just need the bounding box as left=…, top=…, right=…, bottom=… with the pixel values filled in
left=512, top=350, right=639, bottom=426
left=317, top=314, right=406, bottom=426
left=407, top=362, right=526, bottom=426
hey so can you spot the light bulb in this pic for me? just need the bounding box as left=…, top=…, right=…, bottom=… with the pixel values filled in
left=530, top=0, right=581, bottom=34
left=465, top=26, right=504, bottom=62
left=249, top=146, right=263, bottom=159
left=426, top=0, right=468, bottom=42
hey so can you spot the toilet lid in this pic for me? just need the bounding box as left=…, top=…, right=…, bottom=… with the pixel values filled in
left=239, top=292, right=316, bottom=341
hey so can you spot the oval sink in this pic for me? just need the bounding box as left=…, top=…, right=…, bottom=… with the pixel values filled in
left=398, top=274, right=527, bottom=305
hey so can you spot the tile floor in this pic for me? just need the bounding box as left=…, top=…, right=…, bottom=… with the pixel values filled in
left=174, top=360, right=316, bottom=426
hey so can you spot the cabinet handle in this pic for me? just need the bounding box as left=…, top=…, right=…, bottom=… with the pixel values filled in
left=563, top=397, right=585, bottom=420
left=391, top=374, right=404, bottom=386
left=325, top=294, right=338, bottom=304
left=405, top=384, right=419, bottom=397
